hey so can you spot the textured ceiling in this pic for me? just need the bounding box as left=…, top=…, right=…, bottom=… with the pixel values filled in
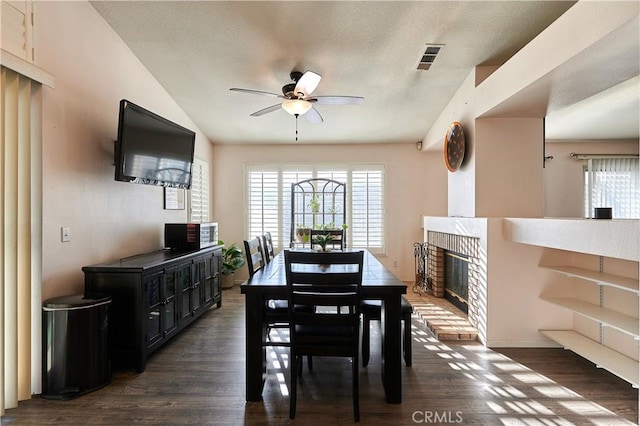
left=91, top=1, right=638, bottom=145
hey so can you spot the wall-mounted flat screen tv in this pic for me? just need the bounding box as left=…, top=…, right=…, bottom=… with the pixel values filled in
left=115, top=99, right=195, bottom=189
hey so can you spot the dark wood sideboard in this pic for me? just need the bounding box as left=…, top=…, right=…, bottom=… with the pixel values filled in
left=83, top=246, right=222, bottom=372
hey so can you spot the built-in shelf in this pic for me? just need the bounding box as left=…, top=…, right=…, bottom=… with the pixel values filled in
left=539, top=263, right=639, bottom=389
left=540, top=330, right=639, bottom=387
left=541, top=297, right=639, bottom=337
left=540, top=265, right=639, bottom=294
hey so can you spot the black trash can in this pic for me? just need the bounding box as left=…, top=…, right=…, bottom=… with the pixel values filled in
left=41, top=293, right=112, bottom=400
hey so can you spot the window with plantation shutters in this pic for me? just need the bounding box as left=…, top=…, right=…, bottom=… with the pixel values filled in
left=189, top=159, right=210, bottom=223
left=247, top=168, right=281, bottom=246
left=246, top=164, right=385, bottom=253
left=351, top=167, right=384, bottom=250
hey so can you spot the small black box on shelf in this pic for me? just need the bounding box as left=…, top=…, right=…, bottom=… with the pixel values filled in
left=594, top=207, right=612, bottom=219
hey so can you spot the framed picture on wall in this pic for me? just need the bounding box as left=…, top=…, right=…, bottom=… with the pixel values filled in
left=164, top=187, right=185, bottom=210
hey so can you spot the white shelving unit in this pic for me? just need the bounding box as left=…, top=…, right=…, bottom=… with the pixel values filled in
left=540, top=330, right=639, bottom=387
left=505, top=218, right=640, bottom=390
left=541, top=296, right=638, bottom=337
left=539, top=265, right=639, bottom=293
left=539, top=265, right=639, bottom=387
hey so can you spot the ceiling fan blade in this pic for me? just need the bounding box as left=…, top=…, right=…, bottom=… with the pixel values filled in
left=304, top=106, right=323, bottom=124
left=311, top=96, right=365, bottom=105
left=230, top=88, right=282, bottom=98
left=250, top=104, right=282, bottom=117
left=294, top=70, right=322, bottom=97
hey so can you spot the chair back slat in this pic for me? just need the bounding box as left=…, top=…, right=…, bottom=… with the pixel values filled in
left=295, top=311, right=359, bottom=327
left=287, top=272, right=361, bottom=287
left=293, top=291, right=358, bottom=308
left=310, top=229, right=345, bottom=250
left=289, top=250, right=356, bottom=265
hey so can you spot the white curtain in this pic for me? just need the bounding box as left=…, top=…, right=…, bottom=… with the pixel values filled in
left=584, top=157, right=640, bottom=218
left=1, top=65, right=43, bottom=414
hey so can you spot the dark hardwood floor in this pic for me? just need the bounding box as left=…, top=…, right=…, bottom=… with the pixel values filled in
left=4, top=285, right=638, bottom=425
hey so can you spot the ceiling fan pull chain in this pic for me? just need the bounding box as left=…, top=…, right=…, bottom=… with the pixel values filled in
left=295, top=113, right=299, bottom=141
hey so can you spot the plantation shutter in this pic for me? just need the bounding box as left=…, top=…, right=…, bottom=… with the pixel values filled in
left=189, top=159, right=209, bottom=223
left=247, top=168, right=280, bottom=246
left=351, top=167, right=384, bottom=252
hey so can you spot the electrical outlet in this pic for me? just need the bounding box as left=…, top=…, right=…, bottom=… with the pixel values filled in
left=61, top=227, right=71, bottom=242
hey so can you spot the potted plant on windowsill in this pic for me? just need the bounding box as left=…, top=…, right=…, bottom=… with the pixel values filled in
left=219, top=240, right=245, bottom=289
left=295, top=225, right=311, bottom=243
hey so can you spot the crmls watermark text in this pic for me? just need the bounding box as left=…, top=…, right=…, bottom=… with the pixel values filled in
left=412, top=410, right=464, bottom=424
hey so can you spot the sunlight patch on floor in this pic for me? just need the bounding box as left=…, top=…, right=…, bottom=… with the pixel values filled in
left=263, top=313, right=634, bottom=424
left=421, top=324, right=634, bottom=424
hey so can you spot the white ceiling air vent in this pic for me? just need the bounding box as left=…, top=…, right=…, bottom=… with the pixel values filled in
left=417, top=44, right=444, bottom=70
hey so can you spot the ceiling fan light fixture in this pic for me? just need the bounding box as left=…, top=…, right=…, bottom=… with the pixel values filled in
left=282, top=99, right=312, bottom=116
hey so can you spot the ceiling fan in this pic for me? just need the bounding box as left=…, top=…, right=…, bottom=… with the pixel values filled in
left=230, top=70, right=364, bottom=124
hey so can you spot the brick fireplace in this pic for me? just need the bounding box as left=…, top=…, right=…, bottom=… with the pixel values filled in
left=426, top=231, right=481, bottom=331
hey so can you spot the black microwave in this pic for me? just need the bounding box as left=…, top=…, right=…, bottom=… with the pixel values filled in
left=164, top=223, right=218, bottom=250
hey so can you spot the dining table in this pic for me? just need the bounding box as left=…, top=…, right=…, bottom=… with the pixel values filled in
left=240, top=249, right=407, bottom=404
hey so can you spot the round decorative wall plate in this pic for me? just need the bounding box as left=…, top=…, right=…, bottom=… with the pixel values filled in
left=443, top=121, right=466, bottom=172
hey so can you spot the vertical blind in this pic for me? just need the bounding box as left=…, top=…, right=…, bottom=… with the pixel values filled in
left=1, top=66, right=43, bottom=414
left=584, top=157, right=640, bottom=218
left=189, top=158, right=210, bottom=223
left=246, top=164, right=385, bottom=252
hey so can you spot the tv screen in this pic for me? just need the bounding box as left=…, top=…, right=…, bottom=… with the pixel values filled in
left=115, top=99, right=195, bottom=189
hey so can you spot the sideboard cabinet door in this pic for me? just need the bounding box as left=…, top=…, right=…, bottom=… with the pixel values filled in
left=145, top=270, right=164, bottom=349
left=204, top=251, right=222, bottom=308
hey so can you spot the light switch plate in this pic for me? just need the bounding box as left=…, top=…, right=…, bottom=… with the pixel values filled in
left=61, top=227, right=70, bottom=242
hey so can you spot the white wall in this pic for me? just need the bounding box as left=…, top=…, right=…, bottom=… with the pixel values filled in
left=486, top=223, right=573, bottom=347
left=544, top=140, right=639, bottom=218
left=475, top=117, right=544, bottom=217
left=422, top=69, right=478, bottom=218
left=211, top=143, right=447, bottom=282
left=35, top=1, right=213, bottom=299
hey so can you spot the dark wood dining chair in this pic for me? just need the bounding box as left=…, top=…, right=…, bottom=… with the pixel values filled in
left=262, top=232, right=275, bottom=263
left=259, top=232, right=288, bottom=334
left=310, top=228, right=345, bottom=251
left=361, top=297, right=413, bottom=367
left=247, top=237, right=313, bottom=361
left=244, top=237, right=265, bottom=278
left=284, top=249, right=364, bottom=422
